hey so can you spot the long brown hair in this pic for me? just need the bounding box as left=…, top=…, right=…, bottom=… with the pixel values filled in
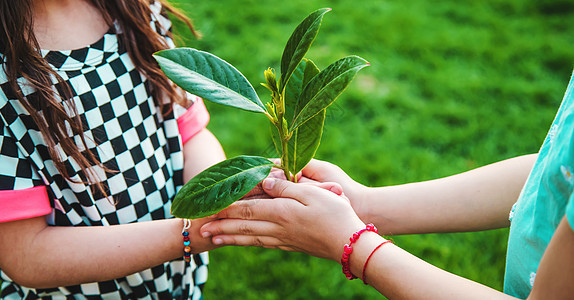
left=0, top=0, right=198, bottom=197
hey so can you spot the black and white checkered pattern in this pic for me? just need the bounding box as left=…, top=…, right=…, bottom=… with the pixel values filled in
left=0, top=2, right=208, bottom=299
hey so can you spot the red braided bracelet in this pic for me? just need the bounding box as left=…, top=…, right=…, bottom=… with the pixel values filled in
left=362, top=240, right=393, bottom=284
left=341, top=223, right=378, bottom=280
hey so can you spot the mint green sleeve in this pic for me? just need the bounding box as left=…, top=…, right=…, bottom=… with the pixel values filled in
left=567, top=193, right=574, bottom=229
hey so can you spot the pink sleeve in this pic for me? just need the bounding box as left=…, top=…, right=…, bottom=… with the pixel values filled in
left=0, top=186, right=51, bottom=223
left=177, top=98, right=210, bottom=145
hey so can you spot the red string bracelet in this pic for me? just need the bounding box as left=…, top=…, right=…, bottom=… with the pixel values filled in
left=362, top=240, right=393, bottom=284
left=182, top=219, right=192, bottom=263
left=341, top=223, right=378, bottom=280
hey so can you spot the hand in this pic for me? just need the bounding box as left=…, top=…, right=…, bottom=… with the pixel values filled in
left=200, top=178, right=365, bottom=262
left=187, top=215, right=225, bottom=252
left=242, top=158, right=335, bottom=199
left=299, top=159, right=370, bottom=219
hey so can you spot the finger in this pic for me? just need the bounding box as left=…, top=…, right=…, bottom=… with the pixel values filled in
left=299, top=181, right=344, bottom=196
left=211, top=234, right=315, bottom=255
left=300, top=159, right=332, bottom=181
left=213, top=197, right=296, bottom=221
left=244, top=166, right=291, bottom=198
left=269, top=158, right=281, bottom=165
left=295, top=176, right=316, bottom=183
left=201, top=218, right=280, bottom=238
left=294, top=170, right=303, bottom=182
left=268, top=169, right=302, bottom=182
left=214, top=236, right=305, bottom=253
left=262, top=178, right=332, bottom=205
left=241, top=194, right=272, bottom=200
left=211, top=234, right=285, bottom=248
left=242, top=183, right=264, bottom=199
left=268, top=168, right=288, bottom=180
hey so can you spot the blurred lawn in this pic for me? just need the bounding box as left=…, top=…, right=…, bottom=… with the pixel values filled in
left=168, top=0, right=574, bottom=299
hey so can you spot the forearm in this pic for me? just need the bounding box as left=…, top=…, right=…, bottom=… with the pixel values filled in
left=182, top=128, right=225, bottom=182
left=350, top=233, right=516, bottom=299
left=32, top=219, right=183, bottom=287
left=0, top=217, right=212, bottom=289
left=362, top=154, right=537, bottom=234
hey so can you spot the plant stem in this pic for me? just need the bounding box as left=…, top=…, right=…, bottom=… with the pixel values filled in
left=277, top=118, right=292, bottom=181
left=274, top=92, right=292, bottom=181
left=280, top=132, right=291, bottom=181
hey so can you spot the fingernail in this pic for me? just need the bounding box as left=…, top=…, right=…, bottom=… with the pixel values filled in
left=202, top=231, right=211, bottom=238
left=213, top=238, right=223, bottom=245
left=330, top=186, right=343, bottom=195
left=263, top=178, right=275, bottom=190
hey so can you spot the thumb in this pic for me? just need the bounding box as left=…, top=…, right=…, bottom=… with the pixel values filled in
left=262, top=178, right=341, bottom=206
left=262, top=178, right=313, bottom=205
left=261, top=178, right=290, bottom=197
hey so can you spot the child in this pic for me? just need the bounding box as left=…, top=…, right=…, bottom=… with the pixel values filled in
left=0, top=0, right=225, bottom=298
left=201, top=70, right=574, bottom=299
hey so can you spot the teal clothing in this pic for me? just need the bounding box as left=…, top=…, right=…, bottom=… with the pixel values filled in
left=504, top=70, right=574, bottom=298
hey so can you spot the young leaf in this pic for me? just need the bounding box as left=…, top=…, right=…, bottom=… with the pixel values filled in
left=289, top=110, right=325, bottom=175
left=284, top=59, right=324, bottom=175
left=271, top=59, right=318, bottom=162
left=171, top=155, right=274, bottom=219
left=154, top=48, right=265, bottom=113
left=284, top=59, right=320, bottom=121
left=279, top=8, right=331, bottom=91
left=291, top=55, right=369, bottom=130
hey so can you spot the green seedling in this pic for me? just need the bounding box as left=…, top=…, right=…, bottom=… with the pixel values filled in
left=154, top=8, right=369, bottom=219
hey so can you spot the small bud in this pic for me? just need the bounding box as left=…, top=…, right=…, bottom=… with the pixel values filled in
left=265, top=102, right=278, bottom=123
left=281, top=117, right=289, bottom=134
left=264, top=68, right=278, bottom=94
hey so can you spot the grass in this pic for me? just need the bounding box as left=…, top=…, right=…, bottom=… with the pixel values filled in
left=166, top=0, right=574, bottom=298
left=0, top=1, right=570, bottom=299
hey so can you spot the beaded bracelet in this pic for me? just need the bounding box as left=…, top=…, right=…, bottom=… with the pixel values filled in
left=341, top=223, right=378, bottom=280
left=362, top=240, right=393, bottom=284
left=182, top=219, right=192, bottom=263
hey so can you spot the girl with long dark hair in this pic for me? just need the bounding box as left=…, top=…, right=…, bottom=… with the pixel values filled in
left=0, top=0, right=225, bottom=298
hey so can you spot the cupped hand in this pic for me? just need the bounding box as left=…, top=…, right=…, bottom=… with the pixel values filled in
left=200, top=178, right=365, bottom=262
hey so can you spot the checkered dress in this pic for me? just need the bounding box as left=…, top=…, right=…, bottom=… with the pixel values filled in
left=0, top=2, right=208, bottom=299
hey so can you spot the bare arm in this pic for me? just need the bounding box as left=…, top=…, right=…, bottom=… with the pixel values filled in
left=346, top=232, right=515, bottom=299
left=342, top=216, right=574, bottom=299
left=367, top=154, right=537, bottom=234
left=182, top=128, right=226, bottom=182
left=301, top=154, right=537, bottom=235
left=0, top=216, right=216, bottom=289
left=0, top=129, right=225, bottom=288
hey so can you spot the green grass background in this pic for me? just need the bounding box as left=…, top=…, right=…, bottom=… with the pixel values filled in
left=166, top=0, right=574, bottom=298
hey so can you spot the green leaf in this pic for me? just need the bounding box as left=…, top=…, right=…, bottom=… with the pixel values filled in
left=272, top=59, right=318, bottom=163
left=171, top=156, right=274, bottom=219
left=284, top=59, right=320, bottom=121
left=271, top=111, right=325, bottom=179
left=284, top=59, right=323, bottom=175
left=279, top=8, right=331, bottom=91
left=154, top=48, right=265, bottom=113
left=289, top=110, right=326, bottom=175
left=291, top=55, right=369, bottom=130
